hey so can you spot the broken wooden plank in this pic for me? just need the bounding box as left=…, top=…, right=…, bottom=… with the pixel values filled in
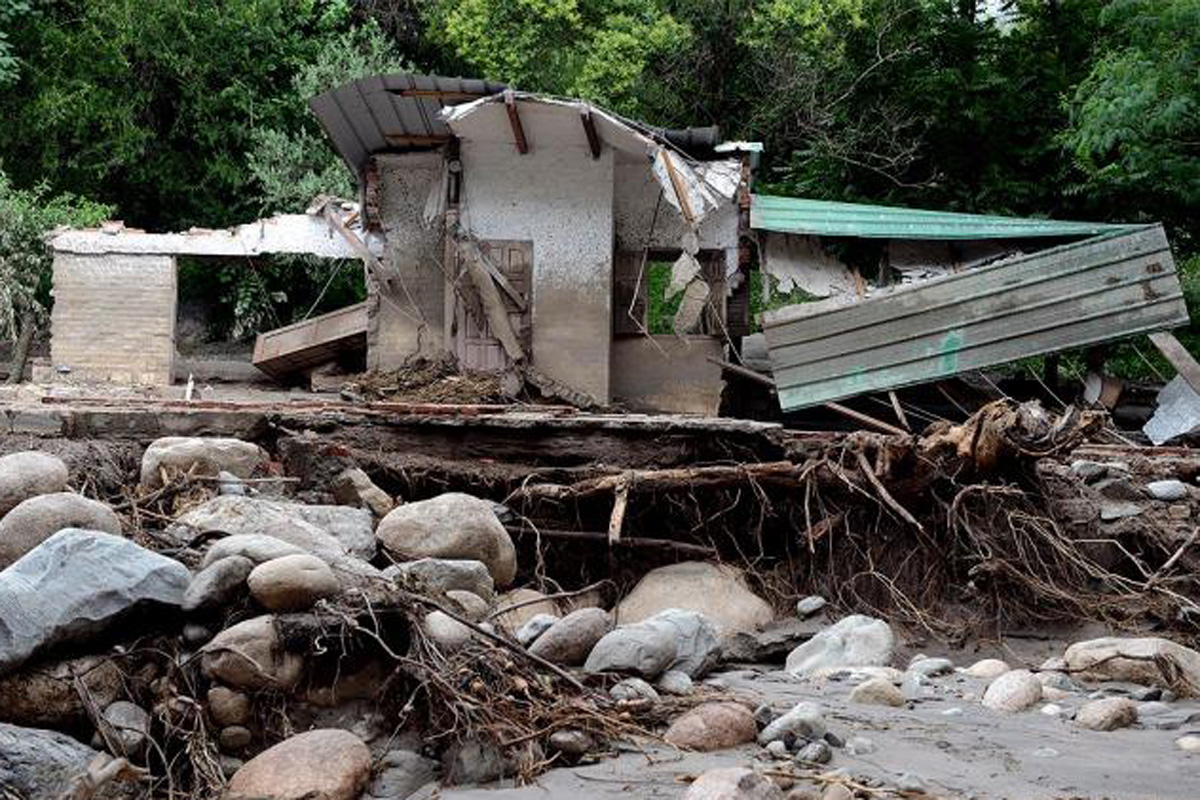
left=607, top=475, right=630, bottom=546
left=455, top=236, right=528, bottom=312
left=504, top=90, right=528, bottom=155
left=383, top=134, right=453, bottom=147
left=1149, top=331, right=1200, bottom=397
left=580, top=108, right=601, bottom=159
left=453, top=227, right=526, bottom=361
left=889, top=391, right=911, bottom=431
left=660, top=150, right=695, bottom=224
left=824, top=401, right=909, bottom=437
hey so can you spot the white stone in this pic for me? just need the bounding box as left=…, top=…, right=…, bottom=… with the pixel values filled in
left=1147, top=479, right=1188, bottom=501
left=982, top=669, right=1043, bottom=712
left=1176, top=734, right=1200, bottom=754
left=795, top=595, right=827, bottom=618
left=140, top=436, right=265, bottom=489
left=515, top=613, right=558, bottom=646
left=758, top=701, right=825, bottom=745
left=785, top=615, right=894, bottom=678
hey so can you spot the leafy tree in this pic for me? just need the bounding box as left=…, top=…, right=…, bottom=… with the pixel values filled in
left=0, top=171, right=111, bottom=380
left=0, top=0, right=32, bottom=87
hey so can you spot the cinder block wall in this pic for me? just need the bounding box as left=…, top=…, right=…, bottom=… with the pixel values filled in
left=50, top=252, right=177, bottom=384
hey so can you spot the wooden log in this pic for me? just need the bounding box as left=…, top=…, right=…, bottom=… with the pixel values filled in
left=504, top=90, right=528, bottom=155
left=1149, top=331, right=1200, bottom=396
left=580, top=108, right=601, bottom=159
left=514, top=460, right=804, bottom=500
left=505, top=525, right=717, bottom=557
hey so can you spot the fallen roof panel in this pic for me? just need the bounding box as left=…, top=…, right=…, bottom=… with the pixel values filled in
left=763, top=224, right=1189, bottom=411
left=751, top=194, right=1133, bottom=240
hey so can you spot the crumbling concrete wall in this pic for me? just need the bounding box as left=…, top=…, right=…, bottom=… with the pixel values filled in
left=50, top=253, right=177, bottom=384
left=371, top=152, right=446, bottom=370
left=610, top=335, right=724, bottom=415
left=456, top=103, right=615, bottom=403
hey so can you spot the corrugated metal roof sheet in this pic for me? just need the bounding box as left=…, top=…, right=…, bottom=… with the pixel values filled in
left=762, top=224, right=1189, bottom=411
left=309, top=73, right=509, bottom=178
left=751, top=194, right=1134, bottom=240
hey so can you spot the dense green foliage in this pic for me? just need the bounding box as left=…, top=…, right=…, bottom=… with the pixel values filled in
left=0, top=0, right=1194, bottom=351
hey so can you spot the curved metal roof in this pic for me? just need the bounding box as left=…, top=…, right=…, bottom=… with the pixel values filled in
left=309, top=73, right=508, bottom=178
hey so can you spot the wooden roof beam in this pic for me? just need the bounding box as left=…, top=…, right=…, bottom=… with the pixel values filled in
left=580, top=108, right=601, bottom=159
left=504, top=90, right=529, bottom=155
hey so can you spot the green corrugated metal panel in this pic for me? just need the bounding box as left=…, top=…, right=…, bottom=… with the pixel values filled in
left=751, top=194, right=1134, bottom=240
left=762, top=225, right=1190, bottom=411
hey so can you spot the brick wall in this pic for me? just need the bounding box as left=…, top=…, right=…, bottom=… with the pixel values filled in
left=50, top=253, right=177, bottom=384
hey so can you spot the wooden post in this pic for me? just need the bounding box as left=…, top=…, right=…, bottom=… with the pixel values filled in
left=1150, top=331, right=1200, bottom=395
left=504, top=90, right=528, bottom=155
left=580, top=108, right=601, bottom=159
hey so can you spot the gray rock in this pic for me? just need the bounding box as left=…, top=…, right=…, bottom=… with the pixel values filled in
left=0, top=452, right=68, bottom=519
left=529, top=607, right=612, bottom=665
left=765, top=740, right=789, bottom=758
left=758, top=701, right=825, bottom=745
left=217, top=471, right=247, bottom=496
left=1070, top=459, right=1117, bottom=482
left=424, top=610, right=473, bottom=651
left=201, top=615, right=303, bottom=691
left=584, top=609, right=720, bottom=679
left=370, top=749, right=438, bottom=798
left=202, top=534, right=306, bottom=567
left=446, top=590, right=489, bottom=620
left=286, top=503, right=376, bottom=561
left=515, top=613, right=558, bottom=646
left=1099, top=501, right=1143, bottom=521
left=331, top=468, right=394, bottom=518
left=656, top=669, right=694, bottom=695
left=795, top=595, right=827, bottom=618
left=547, top=730, right=594, bottom=760
left=845, top=735, right=876, bottom=755
left=0, top=529, right=188, bottom=676
left=207, top=686, right=251, bottom=727
left=247, top=554, right=339, bottom=611
left=682, top=767, right=784, bottom=800
left=1147, top=479, right=1188, bottom=501
left=784, top=615, right=894, bottom=678
left=0, top=492, right=122, bottom=570
left=183, top=555, right=253, bottom=612
left=0, top=722, right=104, bottom=800
left=101, top=701, right=150, bottom=757
left=140, top=436, right=265, bottom=489
left=610, top=677, right=660, bottom=701
left=753, top=704, right=775, bottom=729
left=1038, top=671, right=1076, bottom=691
left=795, top=740, right=831, bottom=764
left=721, top=617, right=824, bottom=663
left=385, top=558, right=495, bottom=600
left=441, top=739, right=511, bottom=785
left=376, top=493, right=516, bottom=587
left=909, top=657, right=953, bottom=677
left=896, top=774, right=927, bottom=793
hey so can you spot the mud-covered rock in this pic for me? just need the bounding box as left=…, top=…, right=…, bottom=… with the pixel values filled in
left=982, top=669, right=1043, bottom=712
left=1063, top=637, right=1200, bottom=696
left=584, top=609, right=720, bottom=679
left=0, top=452, right=68, bottom=519
left=0, top=656, right=121, bottom=728
left=376, top=493, right=516, bottom=587
left=139, top=436, right=265, bottom=490
left=332, top=467, right=394, bottom=518
left=0, top=529, right=188, bottom=676
left=682, top=767, right=784, bottom=800
left=207, top=686, right=251, bottom=728
left=0, top=492, right=121, bottom=569
left=1075, top=697, right=1138, bottom=731
left=850, top=677, right=905, bottom=707
left=758, top=701, right=826, bottom=745
left=225, top=729, right=370, bottom=800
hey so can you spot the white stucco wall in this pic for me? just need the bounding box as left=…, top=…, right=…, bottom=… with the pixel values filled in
left=613, top=155, right=739, bottom=254
left=455, top=102, right=616, bottom=403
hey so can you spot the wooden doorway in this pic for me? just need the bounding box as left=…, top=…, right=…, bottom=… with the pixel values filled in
left=450, top=239, right=533, bottom=371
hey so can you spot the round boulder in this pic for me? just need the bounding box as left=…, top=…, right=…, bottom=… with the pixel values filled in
left=616, top=561, right=772, bottom=637
left=0, top=451, right=68, bottom=519
left=682, top=767, right=783, bottom=800
left=527, top=607, right=612, bottom=666
left=201, top=615, right=303, bottom=691
left=139, top=436, right=265, bottom=490
left=376, top=493, right=516, bottom=587
left=982, top=669, right=1043, bottom=712
left=664, top=702, right=757, bottom=751
left=247, top=554, right=339, bottom=611
left=1074, top=697, right=1137, bottom=731
left=0, top=492, right=121, bottom=570
left=850, top=677, right=905, bottom=707
left=225, top=729, right=370, bottom=800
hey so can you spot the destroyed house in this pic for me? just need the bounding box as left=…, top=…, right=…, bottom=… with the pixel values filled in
left=44, top=73, right=1190, bottom=420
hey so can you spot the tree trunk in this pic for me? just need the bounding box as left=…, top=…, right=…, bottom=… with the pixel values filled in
left=7, top=310, right=35, bottom=384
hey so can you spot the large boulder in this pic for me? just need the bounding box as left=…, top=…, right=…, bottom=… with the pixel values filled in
left=583, top=609, right=720, bottom=679
left=1074, top=697, right=1138, bottom=731
left=0, top=529, right=188, bottom=676
left=384, top=558, right=495, bottom=600
left=0, top=723, right=109, bottom=800
left=0, top=493, right=121, bottom=569
left=981, top=670, right=1042, bottom=712
left=376, top=493, right=516, bottom=587
left=493, top=588, right=558, bottom=633
left=616, top=562, right=773, bottom=637
left=247, top=554, right=340, bottom=611
left=528, top=608, right=612, bottom=666
left=663, top=702, right=757, bottom=751
left=0, top=656, right=122, bottom=729
left=784, top=615, right=894, bottom=678
left=139, top=436, right=265, bottom=489
left=201, top=615, right=303, bottom=691
left=1063, top=637, right=1200, bottom=696
left=175, top=496, right=374, bottom=562
left=225, top=729, right=370, bottom=800
left=682, top=767, right=783, bottom=800
left=0, top=452, right=68, bottom=519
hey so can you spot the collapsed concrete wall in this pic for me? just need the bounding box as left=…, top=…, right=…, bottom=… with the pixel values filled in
left=50, top=253, right=178, bottom=384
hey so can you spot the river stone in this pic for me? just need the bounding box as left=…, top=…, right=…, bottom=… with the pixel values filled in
left=1177, top=734, right=1200, bottom=753
left=0, top=722, right=106, bottom=800
left=682, top=766, right=784, bottom=800
left=616, top=561, right=773, bottom=637
left=657, top=669, right=694, bottom=695
left=175, top=496, right=374, bottom=563
left=207, top=686, right=251, bottom=727
left=376, top=493, right=516, bottom=587
left=785, top=615, right=894, bottom=678
left=0, top=452, right=68, bottom=519
left=1147, top=479, right=1188, bottom=501
left=547, top=729, right=593, bottom=760
left=424, top=610, right=473, bottom=651
left=1063, top=637, right=1200, bottom=696
left=447, top=589, right=490, bottom=620
left=1074, top=697, right=1138, bottom=731
left=217, top=471, right=247, bottom=496
left=610, top=677, right=659, bottom=701
left=247, top=554, right=339, bottom=611
left=758, top=701, right=826, bottom=745
left=385, top=557, right=495, bottom=600
left=201, top=615, right=303, bottom=691
left=0, top=529, right=188, bottom=676
left=101, top=701, right=150, bottom=757
left=332, top=467, right=394, bottom=518
left=202, top=534, right=306, bottom=567
left=528, top=607, right=612, bottom=665
left=219, top=726, right=253, bottom=752
left=515, top=613, right=558, bottom=646
left=850, top=677, right=905, bottom=707
left=796, top=595, right=827, bottom=618
left=584, top=609, right=720, bottom=679
left=0, top=493, right=122, bottom=570
left=225, top=729, right=370, bottom=800
left=370, top=749, right=438, bottom=798
left=493, top=588, right=558, bottom=633
left=982, top=669, right=1043, bottom=712
left=140, top=436, right=265, bottom=489
left=664, top=702, right=757, bottom=751
left=0, top=656, right=121, bottom=728
left=909, top=657, right=954, bottom=677
left=963, top=658, right=1010, bottom=679
left=182, top=555, right=253, bottom=612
